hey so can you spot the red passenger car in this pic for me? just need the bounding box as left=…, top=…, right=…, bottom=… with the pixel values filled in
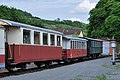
left=0, top=19, right=63, bottom=71
left=62, top=36, right=87, bottom=61
left=0, top=26, right=5, bottom=67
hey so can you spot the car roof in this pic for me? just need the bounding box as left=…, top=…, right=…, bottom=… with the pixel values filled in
left=0, top=19, right=63, bottom=35
left=63, top=36, right=88, bottom=41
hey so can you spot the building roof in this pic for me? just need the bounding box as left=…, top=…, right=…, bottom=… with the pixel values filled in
left=63, top=36, right=87, bottom=41
left=0, top=19, right=63, bottom=35
left=53, top=28, right=82, bottom=35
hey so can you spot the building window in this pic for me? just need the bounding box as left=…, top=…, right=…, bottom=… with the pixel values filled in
left=50, top=34, right=55, bottom=46
left=57, top=36, right=61, bottom=46
left=34, top=31, right=40, bottom=44
left=23, top=29, right=31, bottom=44
left=43, top=33, right=48, bottom=45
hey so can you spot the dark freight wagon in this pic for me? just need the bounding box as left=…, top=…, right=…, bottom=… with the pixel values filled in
left=84, top=38, right=103, bottom=57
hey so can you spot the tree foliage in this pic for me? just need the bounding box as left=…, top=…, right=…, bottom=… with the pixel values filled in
left=88, top=0, right=120, bottom=42
left=0, top=5, right=87, bottom=33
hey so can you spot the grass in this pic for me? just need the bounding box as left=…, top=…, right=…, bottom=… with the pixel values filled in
left=106, top=72, right=117, bottom=76
left=72, top=77, right=82, bottom=80
left=92, top=72, right=118, bottom=80
left=102, top=63, right=112, bottom=68
left=93, top=74, right=107, bottom=80
left=73, top=63, right=120, bottom=80
left=114, top=64, right=120, bottom=69
left=102, top=63, right=120, bottom=69
left=92, top=63, right=120, bottom=80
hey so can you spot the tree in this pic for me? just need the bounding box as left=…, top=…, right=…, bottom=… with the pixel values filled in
left=55, top=18, right=60, bottom=22
left=0, top=5, right=87, bottom=34
left=88, top=0, right=120, bottom=42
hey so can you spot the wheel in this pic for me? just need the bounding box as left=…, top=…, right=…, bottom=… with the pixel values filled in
left=78, top=58, right=83, bottom=62
left=6, top=65, right=14, bottom=72
left=21, top=64, right=26, bottom=70
left=45, top=61, right=51, bottom=68
left=7, top=68, right=14, bottom=72
left=34, top=62, right=41, bottom=68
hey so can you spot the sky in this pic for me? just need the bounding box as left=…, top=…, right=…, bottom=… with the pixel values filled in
left=0, top=0, right=99, bottom=23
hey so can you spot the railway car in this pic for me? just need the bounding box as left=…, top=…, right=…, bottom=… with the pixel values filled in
left=0, top=19, right=63, bottom=71
left=96, top=39, right=112, bottom=55
left=0, top=19, right=104, bottom=72
left=0, top=26, right=5, bottom=68
left=62, top=36, right=88, bottom=62
left=85, top=38, right=103, bottom=58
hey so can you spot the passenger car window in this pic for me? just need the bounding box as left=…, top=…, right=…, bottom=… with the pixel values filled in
left=50, top=34, right=55, bottom=46
left=43, top=33, right=48, bottom=45
left=57, top=36, right=61, bottom=46
left=23, top=29, right=31, bottom=44
left=34, top=31, right=40, bottom=44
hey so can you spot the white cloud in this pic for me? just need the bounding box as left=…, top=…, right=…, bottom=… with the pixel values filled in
left=71, top=0, right=97, bottom=14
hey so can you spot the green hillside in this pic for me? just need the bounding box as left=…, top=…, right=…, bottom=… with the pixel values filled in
left=0, top=5, right=87, bottom=33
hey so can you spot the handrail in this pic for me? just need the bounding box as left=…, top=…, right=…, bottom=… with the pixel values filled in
left=8, top=45, right=12, bottom=58
left=19, top=44, right=21, bottom=56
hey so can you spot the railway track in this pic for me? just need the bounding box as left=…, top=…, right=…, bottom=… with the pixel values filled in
left=0, top=55, right=110, bottom=78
